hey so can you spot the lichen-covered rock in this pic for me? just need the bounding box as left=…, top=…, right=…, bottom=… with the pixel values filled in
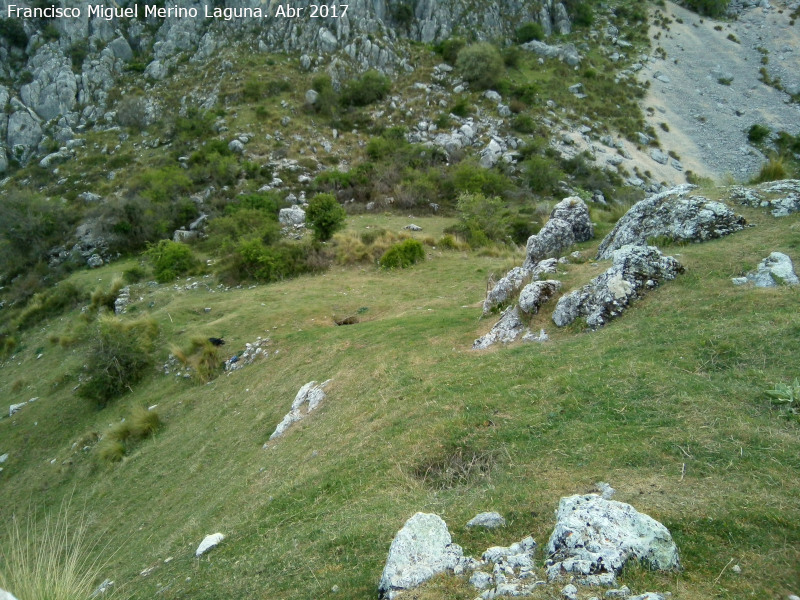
left=519, top=280, right=562, bottom=315
left=473, top=305, right=524, bottom=350
left=546, top=494, right=680, bottom=586
left=596, top=185, right=746, bottom=260
left=378, top=513, right=467, bottom=600
left=553, top=245, right=684, bottom=329
left=730, top=179, right=800, bottom=217
left=744, top=252, right=799, bottom=287
left=523, top=218, right=575, bottom=270
left=279, top=205, right=306, bottom=227
left=466, top=512, right=506, bottom=529
left=269, top=380, right=331, bottom=440
left=550, top=196, right=593, bottom=243
left=483, top=267, right=531, bottom=315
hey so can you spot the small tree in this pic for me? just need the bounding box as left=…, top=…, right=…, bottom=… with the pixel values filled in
left=456, top=43, right=504, bottom=90
left=306, top=193, right=346, bottom=242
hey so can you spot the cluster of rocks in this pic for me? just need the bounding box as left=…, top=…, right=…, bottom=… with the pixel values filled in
left=268, top=380, right=332, bottom=441
left=729, top=179, right=800, bottom=218
left=224, top=337, right=272, bottom=372
left=9, top=397, right=37, bottom=417
left=162, top=355, right=194, bottom=380
left=378, top=492, right=680, bottom=600
left=732, top=252, right=799, bottom=287
left=474, top=196, right=593, bottom=349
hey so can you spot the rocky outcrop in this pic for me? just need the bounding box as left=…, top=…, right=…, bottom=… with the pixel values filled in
left=730, top=179, right=800, bottom=218
left=6, top=109, right=43, bottom=166
left=550, top=196, right=593, bottom=243
left=521, top=40, right=581, bottom=66
left=597, top=185, right=746, bottom=260
left=472, top=535, right=540, bottom=597
left=279, top=205, right=306, bottom=227
left=378, top=513, right=469, bottom=600
left=523, top=219, right=575, bottom=270
left=546, top=494, right=680, bottom=586
left=733, top=252, right=799, bottom=287
left=553, top=245, right=684, bottom=329
left=519, top=280, right=562, bottom=315
left=19, top=44, right=78, bottom=121
left=269, top=380, right=331, bottom=440
left=473, top=305, right=524, bottom=349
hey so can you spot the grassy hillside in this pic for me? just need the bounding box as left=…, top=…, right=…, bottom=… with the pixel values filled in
left=1, top=199, right=798, bottom=599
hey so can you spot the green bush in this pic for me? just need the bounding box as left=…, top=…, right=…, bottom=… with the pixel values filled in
left=306, top=193, right=347, bottom=241
left=515, top=22, right=545, bottom=43
left=145, top=239, right=199, bottom=283
left=340, top=70, right=391, bottom=107
left=379, top=238, right=426, bottom=269
left=226, top=238, right=315, bottom=283
left=89, top=277, right=125, bottom=312
left=524, top=156, right=564, bottom=195
left=437, top=37, right=466, bottom=64
left=570, top=3, right=594, bottom=27
left=512, top=114, right=536, bottom=134
left=78, top=316, right=158, bottom=407
left=0, top=17, right=28, bottom=48
left=683, top=0, right=730, bottom=17
left=747, top=124, right=771, bottom=145
left=752, top=155, right=787, bottom=183
left=15, top=283, right=84, bottom=331
left=456, top=43, right=505, bottom=90
left=116, top=95, right=150, bottom=130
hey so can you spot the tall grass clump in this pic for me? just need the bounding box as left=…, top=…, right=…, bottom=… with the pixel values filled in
left=0, top=500, right=113, bottom=600
left=172, top=337, right=223, bottom=383
left=379, top=238, right=426, bottom=269
left=89, top=277, right=125, bottom=313
left=98, top=406, right=162, bottom=463
left=752, top=155, right=787, bottom=183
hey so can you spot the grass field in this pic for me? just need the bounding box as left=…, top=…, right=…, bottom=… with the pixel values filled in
left=1, top=201, right=799, bottom=600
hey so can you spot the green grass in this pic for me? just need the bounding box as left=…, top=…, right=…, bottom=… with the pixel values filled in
left=1, top=199, right=799, bottom=600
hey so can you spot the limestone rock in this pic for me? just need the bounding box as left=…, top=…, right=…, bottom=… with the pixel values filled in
left=279, top=205, right=306, bottom=227
left=553, top=245, right=684, bottom=329
left=473, top=305, right=524, bottom=350
left=483, top=266, right=531, bottom=315
left=523, top=218, right=575, bottom=270
left=7, top=111, right=43, bottom=166
left=0, top=588, right=20, bottom=600
left=19, top=45, right=78, bottom=121
left=378, top=513, right=466, bottom=600
left=744, top=252, right=799, bottom=287
left=195, top=533, right=225, bottom=557
left=519, top=280, right=562, bottom=315
left=597, top=185, right=746, bottom=260
left=546, top=494, right=680, bottom=586
left=269, top=380, right=331, bottom=440
left=466, top=512, right=506, bottom=529
left=730, top=180, right=800, bottom=217
left=550, top=196, right=594, bottom=243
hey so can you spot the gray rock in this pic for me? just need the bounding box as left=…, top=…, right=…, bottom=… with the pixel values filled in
left=731, top=277, right=749, bottom=286
left=466, top=512, right=506, bottom=529
left=378, top=513, right=466, bottom=600
left=568, top=83, right=584, bottom=95
left=305, top=89, right=320, bottom=106
left=1, top=588, right=20, bottom=600
left=86, top=254, right=104, bottom=268
left=195, top=533, right=224, bottom=557
left=108, top=37, right=134, bottom=62
left=553, top=245, right=684, bottom=329
left=404, top=224, right=422, bottom=231
left=650, top=149, right=669, bottom=165
left=228, top=139, right=245, bottom=154
left=546, top=494, right=680, bottom=586
left=279, top=205, right=306, bottom=227
left=606, top=586, right=631, bottom=598
left=173, top=230, right=198, bottom=243
left=731, top=180, right=800, bottom=217
left=523, top=218, right=575, bottom=270
left=20, top=45, right=78, bottom=121
left=470, top=571, right=494, bottom=590
left=473, top=305, right=524, bottom=350
left=480, top=139, right=504, bottom=168
left=7, top=111, right=43, bottom=166
left=269, top=380, right=331, bottom=440
left=484, top=90, right=502, bottom=103
left=746, top=252, right=798, bottom=287
left=596, top=185, right=746, bottom=260
left=628, top=595, right=667, bottom=600
left=522, top=40, right=581, bottom=66
left=522, top=328, right=550, bottom=343
left=144, top=60, right=168, bottom=81
left=483, top=267, right=531, bottom=315
left=550, top=196, right=594, bottom=242
left=39, top=149, right=72, bottom=168
left=519, top=280, right=562, bottom=315
left=0, top=453, right=8, bottom=463
left=91, top=578, right=114, bottom=597
left=562, top=584, right=579, bottom=600
left=531, top=258, right=559, bottom=279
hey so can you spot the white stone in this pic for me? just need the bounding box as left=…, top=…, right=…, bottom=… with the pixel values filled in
left=466, top=512, right=506, bottom=529
left=195, top=533, right=225, bottom=557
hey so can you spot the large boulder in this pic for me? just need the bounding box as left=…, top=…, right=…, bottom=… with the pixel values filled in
left=378, top=513, right=466, bottom=600
left=7, top=110, right=43, bottom=166
left=550, top=196, right=594, bottom=243
left=553, top=245, right=684, bottom=329
left=523, top=218, right=575, bottom=270
left=278, top=205, right=306, bottom=227
left=596, top=185, right=746, bottom=260
left=473, top=305, right=524, bottom=350
left=483, top=267, right=530, bottom=315
left=546, top=494, right=681, bottom=586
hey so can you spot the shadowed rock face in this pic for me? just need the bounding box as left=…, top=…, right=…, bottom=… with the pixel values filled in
left=596, top=185, right=746, bottom=260
left=523, top=218, right=575, bottom=270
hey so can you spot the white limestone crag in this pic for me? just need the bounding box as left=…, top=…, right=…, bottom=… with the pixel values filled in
left=269, top=380, right=332, bottom=440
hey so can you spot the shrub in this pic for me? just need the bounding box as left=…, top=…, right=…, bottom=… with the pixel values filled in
left=752, top=155, right=787, bottom=183
left=437, top=37, right=466, bottom=64
left=124, top=265, right=147, bottom=284
left=512, top=114, right=536, bottom=134
left=456, top=43, right=505, bottom=90
left=78, top=316, right=158, bottom=407
left=145, top=239, right=199, bottom=283
left=766, top=378, right=800, bottom=417
left=98, top=439, right=126, bottom=462
left=309, top=74, right=338, bottom=115
left=90, top=277, right=125, bottom=313
left=0, top=17, right=28, bottom=48
left=340, top=70, right=391, bottom=106
left=15, top=283, right=84, bottom=330
left=571, top=3, right=594, bottom=26
left=515, top=22, right=545, bottom=43
left=379, top=238, right=425, bottom=269
left=116, top=95, right=150, bottom=130
left=450, top=98, right=471, bottom=117
left=129, top=405, right=162, bottom=438
left=524, top=156, right=564, bottom=195
left=174, top=337, right=223, bottom=383
left=306, top=193, right=347, bottom=241
left=684, top=0, right=730, bottom=17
